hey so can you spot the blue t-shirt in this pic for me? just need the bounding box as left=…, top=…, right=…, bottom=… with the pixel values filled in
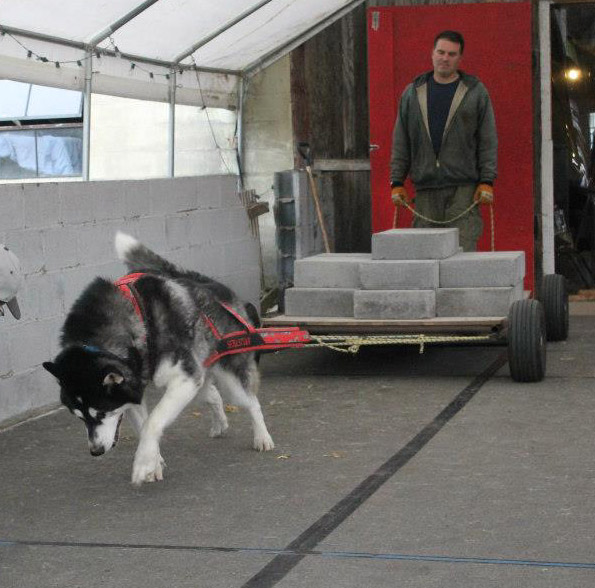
left=427, top=76, right=459, bottom=155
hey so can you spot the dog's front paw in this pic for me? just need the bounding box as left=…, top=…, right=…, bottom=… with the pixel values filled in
left=131, top=442, right=165, bottom=486
left=209, top=417, right=229, bottom=438
left=253, top=432, right=275, bottom=452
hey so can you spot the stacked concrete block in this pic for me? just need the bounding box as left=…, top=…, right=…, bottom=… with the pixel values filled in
left=372, top=228, right=459, bottom=260
left=283, top=228, right=527, bottom=320
left=354, top=290, right=435, bottom=319
left=360, top=260, right=439, bottom=290
left=294, top=253, right=371, bottom=288
left=436, top=284, right=524, bottom=317
left=439, top=251, right=525, bottom=287
left=284, top=288, right=354, bottom=317
left=437, top=251, right=525, bottom=316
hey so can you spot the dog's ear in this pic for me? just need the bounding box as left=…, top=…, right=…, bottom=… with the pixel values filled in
left=43, top=361, right=61, bottom=380
left=103, top=371, right=125, bottom=387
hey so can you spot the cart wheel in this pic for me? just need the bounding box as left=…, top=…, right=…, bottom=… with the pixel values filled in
left=540, top=273, right=569, bottom=342
left=508, top=299, right=546, bottom=382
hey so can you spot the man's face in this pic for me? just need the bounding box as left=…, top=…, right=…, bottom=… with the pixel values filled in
left=432, top=39, right=462, bottom=81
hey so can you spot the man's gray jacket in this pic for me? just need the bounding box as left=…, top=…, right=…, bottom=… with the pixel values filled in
left=390, top=71, right=497, bottom=190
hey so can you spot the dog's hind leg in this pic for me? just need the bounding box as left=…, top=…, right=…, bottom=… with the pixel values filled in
left=199, top=380, right=229, bottom=438
left=131, top=357, right=201, bottom=485
left=211, top=361, right=274, bottom=452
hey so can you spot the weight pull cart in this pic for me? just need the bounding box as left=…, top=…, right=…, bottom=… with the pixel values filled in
left=261, top=274, right=569, bottom=383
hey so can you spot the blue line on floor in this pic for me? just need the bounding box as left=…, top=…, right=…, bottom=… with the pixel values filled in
left=3, top=538, right=595, bottom=570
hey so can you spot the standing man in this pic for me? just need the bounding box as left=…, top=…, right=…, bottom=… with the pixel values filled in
left=390, top=30, right=497, bottom=251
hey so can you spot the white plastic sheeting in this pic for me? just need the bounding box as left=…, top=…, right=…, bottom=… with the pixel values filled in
left=0, top=0, right=364, bottom=108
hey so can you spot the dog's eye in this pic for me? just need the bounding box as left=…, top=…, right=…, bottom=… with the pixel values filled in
left=72, top=408, right=85, bottom=420
left=87, top=407, right=107, bottom=421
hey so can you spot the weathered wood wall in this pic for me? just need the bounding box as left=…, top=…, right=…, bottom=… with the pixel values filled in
left=290, top=4, right=371, bottom=253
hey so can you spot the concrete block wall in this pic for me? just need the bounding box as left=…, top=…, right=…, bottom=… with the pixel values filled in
left=284, top=229, right=525, bottom=320
left=0, top=175, right=260, bottom=426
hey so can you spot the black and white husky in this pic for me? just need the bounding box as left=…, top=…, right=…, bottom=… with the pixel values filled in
left=43, top=232, right=274, bottom=486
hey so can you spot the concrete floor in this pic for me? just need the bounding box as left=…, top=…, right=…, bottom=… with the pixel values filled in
left=2, top=310, right=595, bottom=587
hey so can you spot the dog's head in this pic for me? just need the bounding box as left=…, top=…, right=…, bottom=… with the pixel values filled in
left=43, top=346, right=142, bottom=456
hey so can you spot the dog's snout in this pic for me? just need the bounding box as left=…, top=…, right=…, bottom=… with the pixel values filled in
left=90, top=446, right=105, bottom=457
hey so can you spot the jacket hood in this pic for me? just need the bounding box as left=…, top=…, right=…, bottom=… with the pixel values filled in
left=413, top=70, right=481, bottom=88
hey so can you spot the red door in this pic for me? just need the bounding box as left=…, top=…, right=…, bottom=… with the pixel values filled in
left=368, top=3, right=534, bottom=290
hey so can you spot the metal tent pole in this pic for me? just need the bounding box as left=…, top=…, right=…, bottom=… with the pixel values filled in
left=82, top=50, right=92, bottom=181
left=168, top=70, right=176, bottom=177
left=236, top=76, right=245, bottom=190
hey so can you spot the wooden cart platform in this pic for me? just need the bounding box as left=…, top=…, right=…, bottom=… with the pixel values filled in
left=262, top=314, right=508, bottom=337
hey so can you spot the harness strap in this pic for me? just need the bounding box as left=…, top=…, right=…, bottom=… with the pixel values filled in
left=113, top=272, right=310, bottom=367
left=203, top=326, right=310, bottom=367
left=201, top=300, right=310, bottom=366
left=114, top=272, right=145, bottom=320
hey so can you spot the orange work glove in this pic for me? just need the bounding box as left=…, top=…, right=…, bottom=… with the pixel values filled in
left=391, top=185, right=411, bottom=207
left=473, top=183, right=494, bottom=205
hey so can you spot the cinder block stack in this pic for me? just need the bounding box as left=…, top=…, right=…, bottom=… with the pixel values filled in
left=283, top=228, right=525, bottom=319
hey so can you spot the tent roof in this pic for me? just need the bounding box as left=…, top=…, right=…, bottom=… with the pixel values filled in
left=0, top=0, right=364, bottom=109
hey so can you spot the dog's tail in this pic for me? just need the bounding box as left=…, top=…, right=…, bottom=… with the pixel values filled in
left=115, top=232, right=179, bottom=275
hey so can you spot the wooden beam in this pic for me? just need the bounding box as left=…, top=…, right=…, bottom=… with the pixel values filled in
left=313, top=159, right=370, bottom=172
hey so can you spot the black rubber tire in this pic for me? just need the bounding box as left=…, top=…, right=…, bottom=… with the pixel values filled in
left=508, top=299, right=546, bottom=382
left=540, top=274, right=569, bottom=342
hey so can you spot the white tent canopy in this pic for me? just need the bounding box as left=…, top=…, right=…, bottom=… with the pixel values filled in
left=0, top=0, right=364, bottom=109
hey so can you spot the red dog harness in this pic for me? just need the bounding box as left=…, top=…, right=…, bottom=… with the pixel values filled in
left=114, top=273, right=310, bottom=367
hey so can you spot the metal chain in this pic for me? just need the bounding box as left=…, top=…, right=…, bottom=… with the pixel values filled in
left=393, top=201, right=495, bottom=252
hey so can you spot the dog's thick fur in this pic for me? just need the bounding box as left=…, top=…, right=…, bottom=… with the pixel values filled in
left=43, top=232, right=274, bottom=485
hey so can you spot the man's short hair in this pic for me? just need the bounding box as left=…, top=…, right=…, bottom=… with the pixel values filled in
left=434, top=30, right=465, bottom=54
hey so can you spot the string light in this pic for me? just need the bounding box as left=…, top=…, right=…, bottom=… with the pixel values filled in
left=0, top=27, right=178, bottom=80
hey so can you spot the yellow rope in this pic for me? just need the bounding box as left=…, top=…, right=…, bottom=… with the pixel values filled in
left=307, top=333, right=496, bottom=355
left=393, top=201, right=495, bottom=252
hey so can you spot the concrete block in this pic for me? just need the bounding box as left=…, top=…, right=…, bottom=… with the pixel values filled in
left=221, top=267, right=261, bottom=307
left=354, top=290, right=436, bottom=319
left=440, top=251, right=525, bottom=287
left=134, top=216, right=167, bottom=252
left=88, top=181, right=127, bottom=221
left=195, top=176, right=226, bottom=210
left=60, top=183, right=95, bottom=225
left=294, top=253, right=371, bottom=288
left=6, top=229, right=44, bottom=274
left=8, top=319, right=53, bottom=373
left=436, top=283, right=525, bottom=317
left=274, top=198, right=296, bottom=226
left=120, top=179, right=153, bottom=218
left=22, top=272, right=65, bottom=321
left=41, top=226, right=80, bottom=271
left=284, top=287, right=354, bottom=317
left=360, top=260, right=439, bottom=290
left=276, top=226, right=296, bottom=255
left=23, top=184, right=61, bottom=229
left=278, top=254, right=295, bottom=288
left=372, top=228, right=459, bottom=260
left=147, top=178, right=181, bottom=215
left=0, top=184, right=25, bottom=231
left=223, top=238, right=260, bottom=276
left=0, top=331, right=12, bottom=374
